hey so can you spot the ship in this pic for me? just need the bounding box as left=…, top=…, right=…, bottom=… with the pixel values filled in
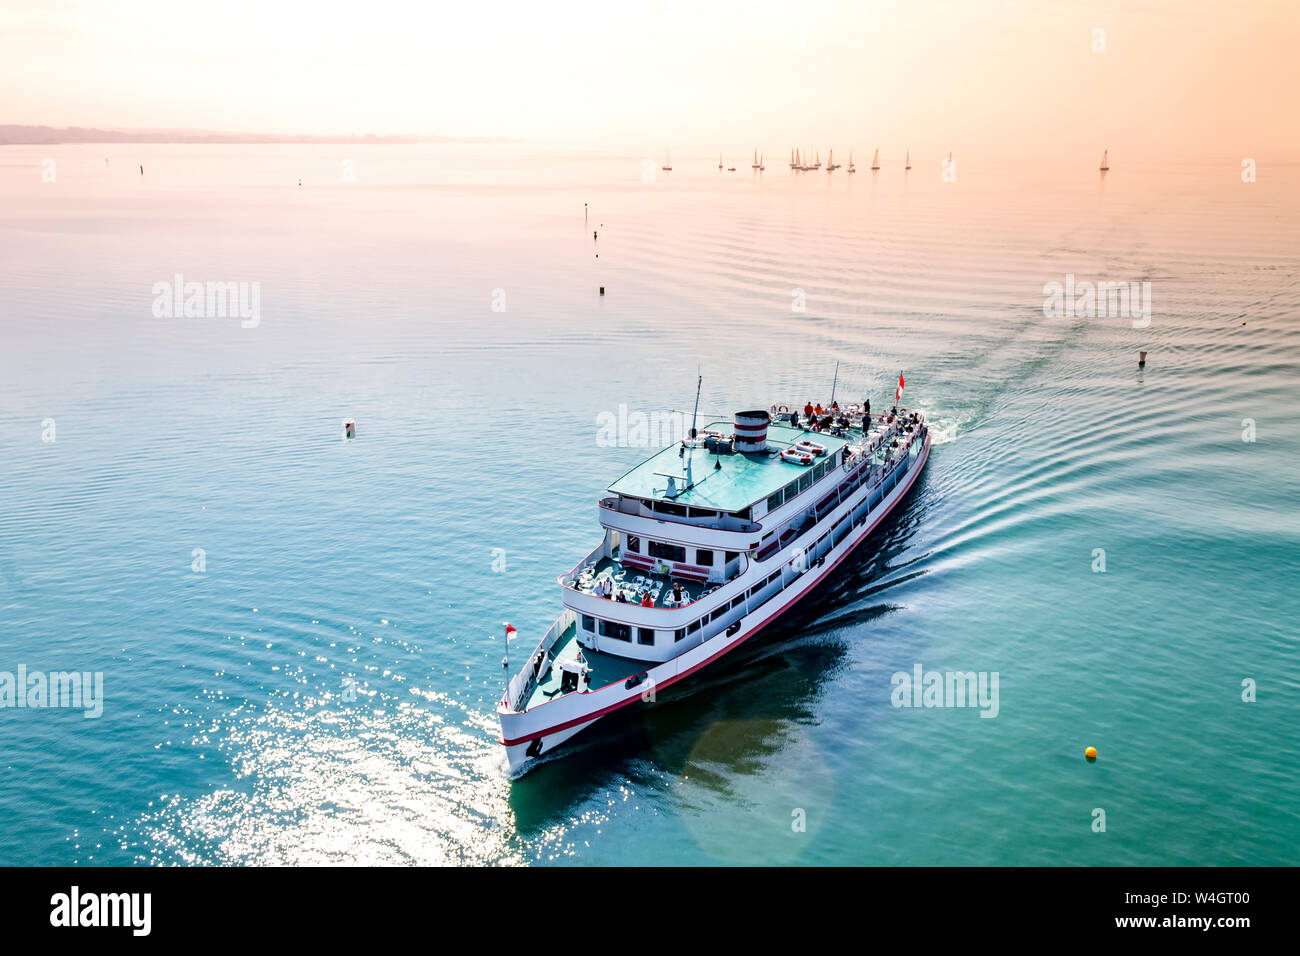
left=497, top=376, right=930, bottom=773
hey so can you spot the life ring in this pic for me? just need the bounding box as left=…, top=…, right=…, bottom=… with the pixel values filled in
left=793, top=439, right=827, bottom=456
left=781, top=448, right=814, bottom=466
left=774, top=404, right=790, bottom=414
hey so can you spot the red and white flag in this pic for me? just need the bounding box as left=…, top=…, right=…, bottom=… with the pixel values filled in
left=504, top=623, right=517, bottom=640
left=895, top=372, right=905, bottom=403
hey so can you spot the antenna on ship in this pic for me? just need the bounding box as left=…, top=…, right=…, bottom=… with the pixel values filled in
left=829, top=360, right=840, bottom=407
left=689, top=370, right=703, bottom=481
left=689, top=369, right=702, bottom=441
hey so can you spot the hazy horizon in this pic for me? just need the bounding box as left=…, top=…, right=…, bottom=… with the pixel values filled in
left=2, top=0, right=1298, bottom=162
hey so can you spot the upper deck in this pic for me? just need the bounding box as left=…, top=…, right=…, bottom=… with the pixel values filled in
left=606, top=419, right=853, bottom=513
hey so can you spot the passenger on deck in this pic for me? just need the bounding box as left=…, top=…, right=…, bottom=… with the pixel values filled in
left=532, top=648, right=547, bottom=679
left=831, top=400, right=840, bottom=412
left=598, top=577, right=613, bottom=599
left=803, top=401, right=814, bottom=418
left=814, top=403, right=824, bottom=416
left=789, top=411, right=799, bottom=427
left=672, top=581, right=684, bottom=603
left=640, top=592, right=654, bottom=607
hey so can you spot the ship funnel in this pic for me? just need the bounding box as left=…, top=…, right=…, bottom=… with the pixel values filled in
left=733, top=410, right=771, bottom=453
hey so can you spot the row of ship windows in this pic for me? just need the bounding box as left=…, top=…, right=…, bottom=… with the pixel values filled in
left=644, top=501, right=752, bottom=520
left=580, top=569, right=787, bottom=646
left=763, top=453, right=841, bottom=513
left=626, top=535, right=739, bottom=567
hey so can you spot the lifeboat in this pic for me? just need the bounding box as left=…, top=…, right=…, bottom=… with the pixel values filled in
left=793, top=439, right=827, bottom=457
left=781, top=448, right=815, bottom=466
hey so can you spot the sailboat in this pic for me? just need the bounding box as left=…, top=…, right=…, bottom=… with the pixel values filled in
left=1099, top=149, right=1109, bottom=171
left=752, top=147, right=760, bottom=170
left=759, top=150, right=765, bottom=171
left=905, top=148, right=911, bottom=171
left=812, top=151, right=822, bottom=170
left=719, top=152, right=723, bottom=170
left=662, top=149, right=672, bottom=171
left=871, top=148, right=880, bottom=171
left=847, top=149, right=856, bottom=173
left=790, top=147, right=797, bottom=169
left=827, top=148, right=834, bottom=172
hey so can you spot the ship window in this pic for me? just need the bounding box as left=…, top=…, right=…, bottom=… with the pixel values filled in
left=688, top=508, right=717, bottom=519
left=581, top=615, right=595, bottom=632
left=798, top=473, right=812, bottom=492
left=725, top=551, right=738, bottom=564
left=731, top=596, right=745, bottom=610
left=626, top=535, right=641, bottom=553
left=736, top=507, right=751, bottom=520
left=687, top=620, right=701, bottom=634
left=675, top=628, right=686, bottom=642
left=696, top=549, right=714, bottom=566
left=648, top=541, right=686, bottom=563
left=599, top=620, right=631, bottom=641
left=814, top=461, right=827, bottom=480
left=655, top=501, right=688, bottom=517
left=783, top=483, right=799, bottom=504
left=767, top=492, right=783, bottom=511
left=637, top=628, right=655, bottom=645
left=767, top=571, right=781, bottom=586
left=710, top=607, right=729, bottom=622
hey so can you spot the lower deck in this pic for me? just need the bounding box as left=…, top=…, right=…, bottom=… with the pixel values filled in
left=525, top=619, right=646, bottom=710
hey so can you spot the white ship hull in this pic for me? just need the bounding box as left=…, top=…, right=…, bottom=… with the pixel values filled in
left=499, top=415, right=930, bottom=774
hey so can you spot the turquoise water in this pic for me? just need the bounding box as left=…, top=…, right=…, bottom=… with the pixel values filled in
left=1, top=145, right=1297, bottom=865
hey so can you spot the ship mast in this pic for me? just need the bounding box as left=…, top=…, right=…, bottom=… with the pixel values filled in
left=679, top=370, right=703, bottom=489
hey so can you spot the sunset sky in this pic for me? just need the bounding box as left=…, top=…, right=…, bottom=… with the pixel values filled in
left=2, top=0, right=1296, bottom=159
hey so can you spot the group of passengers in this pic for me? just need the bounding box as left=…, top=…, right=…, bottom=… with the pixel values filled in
left=790, top=398, right=873, bottom=436
left=594, top=575, right=686, bottom=608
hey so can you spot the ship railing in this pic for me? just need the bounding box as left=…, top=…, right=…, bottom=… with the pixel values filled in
left=558, top=542, right=607, bottom=588
left=506, top=609, right=575, bottom=713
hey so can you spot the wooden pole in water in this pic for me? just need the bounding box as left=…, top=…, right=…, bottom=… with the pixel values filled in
left=1139, top=351, right=1147, bottom=368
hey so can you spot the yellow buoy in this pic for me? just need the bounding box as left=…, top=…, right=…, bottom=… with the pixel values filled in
left=1085, top=746, right=1098, bottom=760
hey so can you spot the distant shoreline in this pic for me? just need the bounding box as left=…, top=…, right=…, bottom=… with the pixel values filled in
left=0, top=125, right=522, bottom=145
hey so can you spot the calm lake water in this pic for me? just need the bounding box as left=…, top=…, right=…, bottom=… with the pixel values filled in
left=1, top=144, right=1297, bottom=865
